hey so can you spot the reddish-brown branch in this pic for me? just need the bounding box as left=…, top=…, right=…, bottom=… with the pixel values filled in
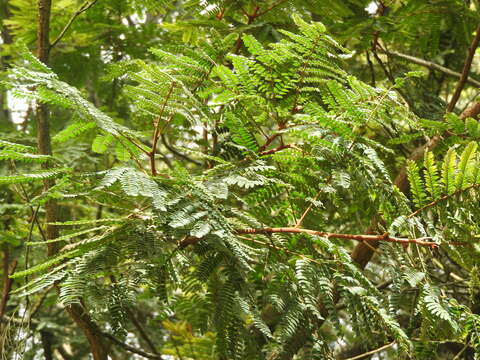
left=258, top=122, right=287, bottom=152
left=447, top=24, right=480, bottom=112
left=215, top=7, right=225, bottom=20
left=259, top=143, right=299, bottom=156
left=237, top=227, right=439, bottom=248
left=258, top=133, right=281, bottom=152
left=180, top=227, right=452, bottom=249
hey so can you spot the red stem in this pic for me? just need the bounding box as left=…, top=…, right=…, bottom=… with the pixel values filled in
left=237, top=227, right=440, bottom=248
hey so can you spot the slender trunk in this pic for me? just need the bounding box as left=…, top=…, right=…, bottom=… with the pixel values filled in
left=36, top=1, right=109, bottom=359
left=0, top=249, right=17, bottom=317
left=40, top=330, right=54, bottom=360
left=0, top=0, right=13, bottom=126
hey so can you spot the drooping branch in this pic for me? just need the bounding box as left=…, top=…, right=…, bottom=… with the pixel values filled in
left=447, top=24, right=480, bottom=112
left=101, top=331, right=164, bottom=360
left=382, top=50, right=480, bottom=88
left=408, top=183, right=480, bottom=218
left=161, top=133, right=201, bottom=165
left=126, top=308, right=160, bottom=356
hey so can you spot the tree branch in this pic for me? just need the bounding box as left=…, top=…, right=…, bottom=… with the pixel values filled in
left=257, top=0, right=289, bottom=17
left=343, top=341, right=395, bottom=360
left=161, top=133, right=201, bottom=165
left=180, top=227, right=446, bottom=249
left=150, top=83, right=176, bottom=176
left=36, top=2, right=109, bottom=359
left=127, top=308, right=160, bottom=356
left=50, top=0, right=99, bottom=49
left=259, top=143, right=300, bottom=156
left=408, top=183, right=480, bottom=218
left=101, top=331, right=164, bottom=359
left=447, top=24, right=480, bottom=112
left=383, top=50, right=480, bottom=88
left=237, top=227, right=439, bottom=247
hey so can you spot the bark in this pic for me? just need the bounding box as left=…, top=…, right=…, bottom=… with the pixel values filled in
left=0, top=249, right=17, bottom=317
left=0, top=0, right=13, bottom=125
left=40, top=330, right=54, bottom=360
left=36, top=1, right=109, bottom=359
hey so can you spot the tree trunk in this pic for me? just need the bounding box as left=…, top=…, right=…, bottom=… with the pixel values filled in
left=36, top=1, right=109, bottom=359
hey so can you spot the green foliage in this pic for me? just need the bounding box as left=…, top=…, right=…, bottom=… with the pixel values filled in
left=2, top=1, right=480, bottom=359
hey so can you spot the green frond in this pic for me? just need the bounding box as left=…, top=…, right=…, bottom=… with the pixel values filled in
left=0, top=168, right=70, bottom=185
left=0, top=149, right=52, bottom=163
left=53, top=121, right=97, bottom=143
left=454, top=141, right=477, bottom=190
left=442, top=148, right=457, bottom=195
left=423, top=151, right=441, bottom=200
left=0, top=139, right=36, bottom=152
left=91, top=133, right=115, bottom=154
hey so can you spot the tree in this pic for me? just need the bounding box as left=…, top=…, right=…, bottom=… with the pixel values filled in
left=1, top=0, right=480, bottom=359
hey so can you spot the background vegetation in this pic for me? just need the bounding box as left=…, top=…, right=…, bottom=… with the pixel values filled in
left=1, top=0, right=480, bottom=359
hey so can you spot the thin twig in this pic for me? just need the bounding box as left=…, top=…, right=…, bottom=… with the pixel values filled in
left=126, top=308, right=159, bottom=356
left=366, top=51, right=376, bottom=87
left=257, top=0, right=289, bottom=16
left=408, top=183, right=480, bottom=218
left=259, top=143, right=300, bottom=156
left=29, top=285, right=55, bottom=320
left=343, top=341, right=395, bottom=360
left=150, top=84, right=176, bottom=176
left=258, top=133, right=282, bottom=152
left=160, top=133, right=201, bottom=165
left=447, top=24, right=480, bottom=112
left=383, top=50, right=480, bottom=88
left=101, top=331, right=164, bottom=359
left=50, top=0, right=99, bottom=49
left=452, top=342, right=470, bottom=360
left=295, top=176, right=330, bottom=228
